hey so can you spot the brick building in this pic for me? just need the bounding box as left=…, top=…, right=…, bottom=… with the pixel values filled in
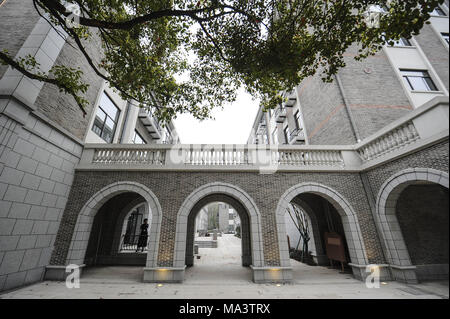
left=0, top=0, right=448, bottom=291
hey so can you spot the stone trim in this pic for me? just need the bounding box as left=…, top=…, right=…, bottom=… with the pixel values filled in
left=275, top=182, right=369, bottom=270
left=375, top=167, right=449, bottom=282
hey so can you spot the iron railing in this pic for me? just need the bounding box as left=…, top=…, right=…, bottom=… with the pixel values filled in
left=120, top=234, right=148, bottom=252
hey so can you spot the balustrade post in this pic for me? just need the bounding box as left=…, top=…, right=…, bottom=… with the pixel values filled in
left=164, top=145, right=185, bottom=166
left=80, top=148, right=95, bottom=164
left=341, top=150, right=361, bottom=168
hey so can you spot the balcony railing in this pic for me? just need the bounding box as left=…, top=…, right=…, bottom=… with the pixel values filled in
left=356, top=121, right=419, bottom=162
left=78, top=97, right=448, bottom=172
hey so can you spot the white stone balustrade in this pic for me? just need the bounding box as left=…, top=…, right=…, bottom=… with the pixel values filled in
left=357, top=122, right=420, bottom=162
left=78, top=97, right=448, bottom=172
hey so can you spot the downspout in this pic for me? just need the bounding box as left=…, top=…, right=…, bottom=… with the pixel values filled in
left=335, top=74, right=361, bottom=143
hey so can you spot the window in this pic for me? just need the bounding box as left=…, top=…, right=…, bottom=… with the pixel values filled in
left=92, top=92, right=120, bottom=143
left=283, top=126, right=290, bottom=144
left=392, top=37, right=412, bottom=47
left=441, top=33, right=449, bottom=44
left=132, top=130, right=146, bottom=144
left=431, top=6, right=446, bottom=16
left=400, top=70, right=438, bottom=91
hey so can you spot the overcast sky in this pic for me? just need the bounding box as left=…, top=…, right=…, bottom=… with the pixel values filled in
left=173, top=87, right=260, bottom=144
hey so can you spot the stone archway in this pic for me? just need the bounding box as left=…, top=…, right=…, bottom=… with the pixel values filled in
left=174, top=183, right=264, bottom=269
left=184, top=193, right=252, bottom=268
left=275, top=182, right=369, bottom=280
left=376, top=168, right=449, bottom=283
left=65, top=181, right=162, bottom=271
left=144, top=182, right=269, bottom=283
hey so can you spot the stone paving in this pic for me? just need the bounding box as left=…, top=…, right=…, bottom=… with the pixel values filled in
left=0, top=235, right=448, bottom=299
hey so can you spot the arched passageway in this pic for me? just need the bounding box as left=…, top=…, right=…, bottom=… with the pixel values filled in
left=285, top=195, right=352, bottom=271
left=276, top=183, right=368, bottom=280
left=181, top=198, right=249, bottom=282
left=185, top=194, right=251, bottom=268
left=157, top=182, right=268, bottom=283
left=376, top=168, right=449, bottom=283
left=84, top=193, right=149, bottom=266
left=64, top=182, right=162, bottom=282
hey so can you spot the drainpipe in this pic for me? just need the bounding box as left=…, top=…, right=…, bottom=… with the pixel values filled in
left=335, top=74, right=361, bottom=143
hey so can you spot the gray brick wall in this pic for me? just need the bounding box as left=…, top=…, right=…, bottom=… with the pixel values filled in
left=0, top=0, right=40, bottom=79
left=34, top=34, right=104, bottom=140
left=363, top=141, right=449, bottom=197
left=339, top=46, right=412, bottom=141
left=51, top=169, right=386, bottom=268
left=297, top=46, right=414, bottom=145
left=296, top=74, right=356, bottom=145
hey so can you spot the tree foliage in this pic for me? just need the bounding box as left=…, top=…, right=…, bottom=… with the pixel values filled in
left=0, top=0, right=444, bottom=123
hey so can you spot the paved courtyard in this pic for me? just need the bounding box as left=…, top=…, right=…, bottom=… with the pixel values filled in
left=0, top=235, right=448, bottom=299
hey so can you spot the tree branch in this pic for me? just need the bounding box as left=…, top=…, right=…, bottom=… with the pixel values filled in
left=0, top=51, right=87, bottom=116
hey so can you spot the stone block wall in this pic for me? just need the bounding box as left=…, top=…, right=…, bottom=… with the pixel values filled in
left=0, top=2, right=110, bottom=291
left=0, top=104, right=83, bottom=291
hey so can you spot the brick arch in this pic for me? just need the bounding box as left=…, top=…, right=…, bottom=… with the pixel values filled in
left=275, top=183, right=369, bottom=268
left=375, top=168, right=449, bottom=281
left=66, top=181, right=162, bottom=269
left=173, top=182, right=264, bottom=269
